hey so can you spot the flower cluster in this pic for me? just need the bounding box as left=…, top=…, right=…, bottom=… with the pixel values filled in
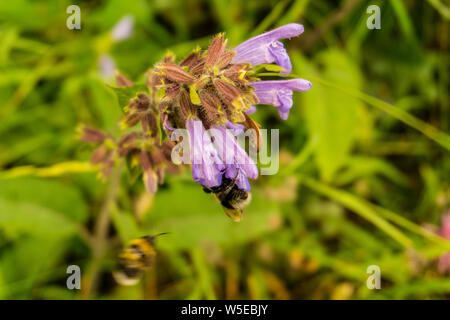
left=152, top=23, right=311, bottom=191
left=80, top=75, right=178, bottom=194
left=81, top=23, right=311, bottom=220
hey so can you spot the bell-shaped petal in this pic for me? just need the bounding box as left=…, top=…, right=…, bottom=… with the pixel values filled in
left=187, top=118, right=223, bottom=187
left=210, top=126, right=258, bottom=180
left=224, top=164, right=251, bottom=192
left=225, top=121, right=245, bottom=135
left=249, top=79, right=312, bottom=120
left=111, top=15, right=135, bottom=42
left=232, top=23, right=304, bottom=73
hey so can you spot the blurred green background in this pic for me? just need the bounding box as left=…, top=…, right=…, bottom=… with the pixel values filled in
left=0, top=0, right=449, bottom=300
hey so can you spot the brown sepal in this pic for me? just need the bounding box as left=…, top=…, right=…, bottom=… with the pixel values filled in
left=115, top=72, right=134, bottom=87
left=215, top=50, right=235, bottom=69
left=141, top=112, right=158, bottom=138
left=213, top=78, right=242, bottom=102
left=158, top=63, right=195, bottom=84
left=205, top=34, right=226, bottom=68
left=80, top=126, right=107, bottom=144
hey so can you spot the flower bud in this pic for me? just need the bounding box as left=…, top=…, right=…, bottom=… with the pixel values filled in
left=115, top=72, right=134, bottom=87
left=120, top=112, right=142, bottom=129
left=141, top=112, right=158, bottom=137
left=155, top=63, right=195, bottom=84
left=79, top=126, right=107, bottom=143
left=205, top=33, right=226, bottom=68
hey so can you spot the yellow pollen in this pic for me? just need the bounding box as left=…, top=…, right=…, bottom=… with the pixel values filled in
left=213, top=66, right=220, bottom=76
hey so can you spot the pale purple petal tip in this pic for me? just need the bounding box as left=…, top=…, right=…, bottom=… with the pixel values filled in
left=245, top=105, right=257, bottom=114
left=111, top=15, right=135, bottom=42
left=225, top=164, right=251, bottom=192
left=98, top=54, right=116, bottom=78
left=249, top=79, right=311, bottom=120
left=187, top=118, right=223, bottom=188
left=268, top=41, right=292, bottom=73
left=226, top=121, right=245, bottom=136
left=236, top=171, right=251, bottom=192
left=250, top=79, right=312, bottom=92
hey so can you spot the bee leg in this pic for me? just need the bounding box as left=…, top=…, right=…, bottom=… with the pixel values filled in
left=202, top=186, right=213, bottom=193
left=215, top=170, right=241, bottom=203
left=230, top=168, right=241, bottom=188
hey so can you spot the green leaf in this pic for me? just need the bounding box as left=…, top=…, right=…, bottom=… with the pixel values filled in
left=111, top=208, right=141, bottom=243
left=249, top=0, right=290, bottom=38
left=390, top=0, right=417, bottom=42
left=334, top=156, right=410, bottom=187
left=294, top=50, right=364, bottom=181
left=254, top=64, right=287, bottom=74
left=0, top=197, right=78, bottom=238
left=0, top=177, right=88, bottom=223
left=109, top=83, right=148, bottom=114
left=0, top=237, right=69, bottom=299
left=301, top=74, right=450, bottom=151
left=88, top=78, right=124, bottom=130
left=300, top=175, right=413, bottom=248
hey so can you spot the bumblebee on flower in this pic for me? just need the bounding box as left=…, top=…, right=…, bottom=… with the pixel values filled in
left=153, top=23, right=311, bottom=218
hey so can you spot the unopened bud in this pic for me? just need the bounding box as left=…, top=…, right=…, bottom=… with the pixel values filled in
left=121, top=112, right=142, bottom=129
left=141, top=112, right=158, bottom=137
left=215, top=50, right=235, bottom=69
left=90, top=146, right=109, bottom=164
left=115, top=72, right=134, bottom=87
left=213, top=78, right=242, bottom=102
left=156, top=63, right=195, bottom=84
left=79, top=126, right=107, bottom=143
left=205, top=33, right=226, bottom=68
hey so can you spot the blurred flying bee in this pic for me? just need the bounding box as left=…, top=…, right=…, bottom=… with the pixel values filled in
left=113, top=233, right=168, bottom=286
left=203, top=172, right=251, bottom=222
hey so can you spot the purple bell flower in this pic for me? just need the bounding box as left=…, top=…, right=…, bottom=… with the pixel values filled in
left=186, top=118, right=224, bottom=188
left=210, top=125, right=258, bottom=191
left=249, top=79, right=312, bottom=120
left=232, top=23, right=304, bottom=74
left=111, top=15, right=135, bottom=42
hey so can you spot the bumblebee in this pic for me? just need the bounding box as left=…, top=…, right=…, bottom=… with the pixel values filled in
left=203, top=172, right=251, bottom=222
left=113, top=233, right=167, bottom=286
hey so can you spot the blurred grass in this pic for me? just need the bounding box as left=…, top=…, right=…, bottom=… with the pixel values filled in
left=0, top=0, right=449, bottom=300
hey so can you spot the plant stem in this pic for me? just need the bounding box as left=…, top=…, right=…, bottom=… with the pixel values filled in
left=81, top=163, right=123, bottom=299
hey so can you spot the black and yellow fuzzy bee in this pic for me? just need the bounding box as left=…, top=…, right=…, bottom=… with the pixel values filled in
left=113, top=233, right=167, bottom=286
left=203, top=173, right=251, bottom=222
